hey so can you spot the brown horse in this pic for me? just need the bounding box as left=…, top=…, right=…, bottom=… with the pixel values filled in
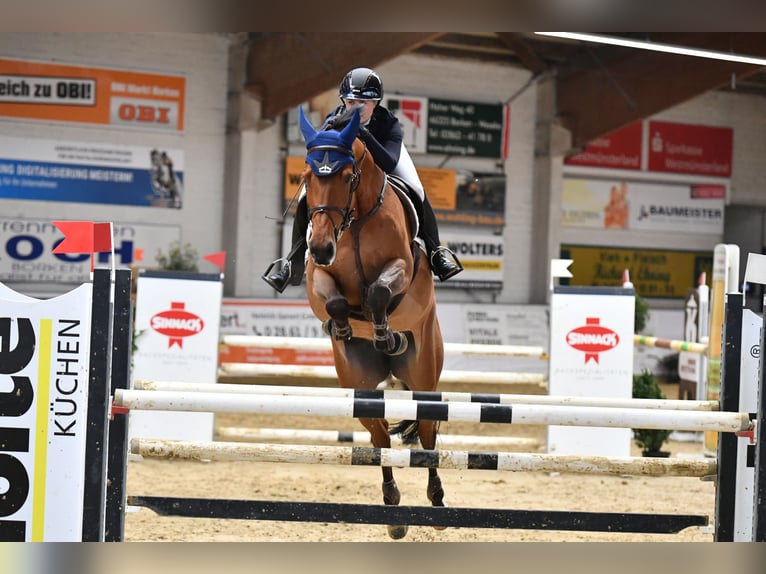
left=298, top=107, right=445, bottom=539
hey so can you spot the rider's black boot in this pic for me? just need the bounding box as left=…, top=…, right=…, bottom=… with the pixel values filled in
left=420, top=196, right=463, bottom=281
left=262, top=196, right=309, bottom=293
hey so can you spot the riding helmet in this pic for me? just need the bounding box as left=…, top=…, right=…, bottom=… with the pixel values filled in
left=339, top=67, right=383, bottom=101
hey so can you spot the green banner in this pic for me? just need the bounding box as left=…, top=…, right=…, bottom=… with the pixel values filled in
left=427, top=98, right=504, bottom=158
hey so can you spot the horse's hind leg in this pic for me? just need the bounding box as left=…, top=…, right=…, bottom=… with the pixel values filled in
left=417, top=421, right=446, bottom=511
left=358, top=416, right=408, bottom=540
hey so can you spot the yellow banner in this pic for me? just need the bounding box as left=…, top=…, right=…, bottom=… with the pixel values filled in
left=415, top=167, right=456, bottom=210
left=561, top=245, right=712, bottom=299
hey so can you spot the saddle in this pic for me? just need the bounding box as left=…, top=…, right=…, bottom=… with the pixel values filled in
left=387, top=174, right=422, bottom=244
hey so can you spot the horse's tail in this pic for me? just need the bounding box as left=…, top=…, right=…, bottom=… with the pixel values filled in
left=389, top=420, right=441, bottom=445
left=388, top=420, right=420, bottom=444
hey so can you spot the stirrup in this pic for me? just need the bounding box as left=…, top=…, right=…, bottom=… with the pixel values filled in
left=261, top=258, right=291, bottom=293
left=430, top=246, right=463, bottom=281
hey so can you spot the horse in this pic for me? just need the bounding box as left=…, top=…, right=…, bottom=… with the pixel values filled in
left=298, top=106, right=446, bottom=539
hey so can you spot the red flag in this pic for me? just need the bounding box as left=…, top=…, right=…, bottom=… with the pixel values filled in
left=93, top=222, right=113, bottom=252
left=52, top=220, right=113, bottom=272
left=203, top=251, right=226, bottom=271
left=52, top=221, right=94, bottom=254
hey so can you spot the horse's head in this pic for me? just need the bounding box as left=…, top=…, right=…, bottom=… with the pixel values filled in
left=299, top=106, right=366, bottom=267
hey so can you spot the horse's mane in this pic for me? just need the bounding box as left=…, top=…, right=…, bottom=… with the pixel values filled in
left=322, top=107, right=357, bottom=132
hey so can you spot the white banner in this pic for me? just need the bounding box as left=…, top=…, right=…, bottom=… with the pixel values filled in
left=0, top=216, right=181, bottom=285
left=547, top=287, right=635, bottom=457
left=562, top=178, right=725, bottom=234
left=130, top=272, right=222, bottom=442
left=0, top=282, right=92, bottom=541
left=439, top=229, right=504, bottom=289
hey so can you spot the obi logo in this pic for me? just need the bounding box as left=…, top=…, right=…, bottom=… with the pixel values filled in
left=150, top=302, right=204, bottom=348
left=566, top=317, right=619, bottom=364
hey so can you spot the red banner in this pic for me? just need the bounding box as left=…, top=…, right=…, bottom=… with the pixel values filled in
left=648, top=121, right=732, bottom=177
left=564, top=122, right=642, bottom=170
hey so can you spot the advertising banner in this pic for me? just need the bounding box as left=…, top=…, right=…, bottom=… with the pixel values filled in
left=562, top=178, right=724, bottom=234
left=648, top=120, right=733, bottom=177
left=130, top=271, right=222, bottom=442
left=0, top=217, right=181, bottom=285
left=0, top=282, right=92, bottom=541
left=382, top=94, right=505, bottom=158
left=384, top=96, right=429, bottom=153
left=564, top=121, right=643, bottom=170
left=547, top=286, right=634, bottom=457
left=439, top=228, right=504, bottom=290
left=0, top=58, right=185, bottom=132
left=561, top=244, right=712, bottom=300
left=0, top=135, right=184, bottom=208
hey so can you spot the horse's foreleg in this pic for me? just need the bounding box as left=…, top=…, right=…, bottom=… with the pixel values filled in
left=311, top=268, right=353, bottom=340
left=367, top=259, right=409, bottom=354
left=359, top=417, right=408, bottom=540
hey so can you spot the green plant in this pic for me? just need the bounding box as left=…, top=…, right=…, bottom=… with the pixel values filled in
left=634, top=293, right=650, bottom=333
left=156, top=241, right=199, bottom=272
left=632, top=369, right=671, bottom=455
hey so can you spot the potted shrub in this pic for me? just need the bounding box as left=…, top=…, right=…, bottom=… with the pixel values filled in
left=634, top=293, right=650, bottom=333
left=155, top=241, right=199, bottom=271
left=632, top=369, right=671, bottom=457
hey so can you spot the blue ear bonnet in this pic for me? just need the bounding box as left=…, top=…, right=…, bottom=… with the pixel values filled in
left=299, top=107, right=360, bottom=176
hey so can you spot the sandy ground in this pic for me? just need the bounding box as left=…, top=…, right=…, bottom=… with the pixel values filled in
left=123, top=382, right=716, bottom=542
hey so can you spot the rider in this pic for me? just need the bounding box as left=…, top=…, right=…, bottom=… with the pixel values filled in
left=262, top=67, right=463, bottom=293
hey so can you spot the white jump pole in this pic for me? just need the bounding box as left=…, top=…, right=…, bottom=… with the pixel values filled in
left=221, top=335, right=546, bottom=359
left=130, top=438, right=718, bottom=478
left=217, top=363, right=547, bottom=386
left=134, top=380, right=719, bottom=411
left=114, top=389, right=751, bottom=432
left=215, top=427, right=541, bottom=449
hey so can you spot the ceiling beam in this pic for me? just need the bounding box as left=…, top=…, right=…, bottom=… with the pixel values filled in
left=496, top=33, right=547, bottom=76
left=555, top=33, right=766, bottom=149
left=246, top=33, right=443, bottom=120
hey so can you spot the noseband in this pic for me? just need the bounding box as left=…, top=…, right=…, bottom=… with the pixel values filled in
left=306, top=144, right=366, bottom=242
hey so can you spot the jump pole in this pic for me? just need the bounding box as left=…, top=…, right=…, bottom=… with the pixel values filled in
left=217, top=363, right=547, bottom=386
left=130, top=438, right=717, bottom=478
left=221, top=335, right=546, bottom=359
left=634, top=335, right=708, bottom=355
left=215, top=427, right=541, bottom=450
left=134, top=379, right=719, bottom=411
left=114, top=389, right=751, bottom=433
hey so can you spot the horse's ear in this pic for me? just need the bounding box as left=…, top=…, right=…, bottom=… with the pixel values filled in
left=299, top=106, right=318, bottom=143
left=338, top=107, right=360, bottom=149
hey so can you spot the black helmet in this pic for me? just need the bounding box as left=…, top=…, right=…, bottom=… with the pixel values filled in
left=339, top=67, right=383, bottom=101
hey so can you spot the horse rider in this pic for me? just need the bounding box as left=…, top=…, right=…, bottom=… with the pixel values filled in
left=262, top=66, right=463, bottom=293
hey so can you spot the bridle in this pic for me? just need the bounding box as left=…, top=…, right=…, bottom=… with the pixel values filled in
left=306, top=144, right=369, bottom=243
